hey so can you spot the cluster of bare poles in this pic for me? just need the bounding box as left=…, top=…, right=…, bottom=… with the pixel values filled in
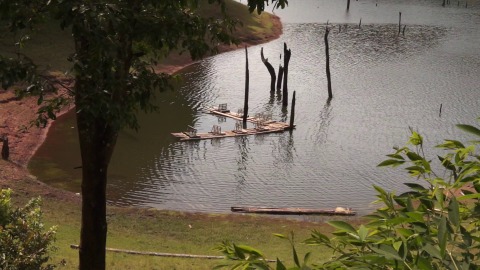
left=242, top=43, right=296, bottom=129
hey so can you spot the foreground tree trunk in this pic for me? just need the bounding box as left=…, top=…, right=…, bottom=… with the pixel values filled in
left=260, top=47, right=276, bottom=93
left=77, top=112, right=117, bottom=270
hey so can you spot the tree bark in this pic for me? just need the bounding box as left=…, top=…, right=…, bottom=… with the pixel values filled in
left=282, top=43, right=291, bottom=107
left=76, top=78, right=119, bottom=270
left=243, top=46, right=249, bottom=128
left=325, top=27, right=333, bottom=99
left=260, top=47, right=276, bottom=93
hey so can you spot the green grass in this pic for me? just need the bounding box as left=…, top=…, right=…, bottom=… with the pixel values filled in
left=37, top=198, right=345, bottom=269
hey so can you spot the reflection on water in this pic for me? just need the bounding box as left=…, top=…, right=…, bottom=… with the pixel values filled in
left=30, top=0, right=480, bottom=214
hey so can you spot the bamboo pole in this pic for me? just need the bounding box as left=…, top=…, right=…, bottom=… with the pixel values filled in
left=70, top=245, right=278, bottom=261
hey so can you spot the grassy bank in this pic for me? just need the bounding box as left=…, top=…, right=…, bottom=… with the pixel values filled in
left=40, top=197, right=345, bottom=269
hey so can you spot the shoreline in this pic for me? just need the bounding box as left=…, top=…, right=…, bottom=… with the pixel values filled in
left=0, top=14, right=283, bottom=201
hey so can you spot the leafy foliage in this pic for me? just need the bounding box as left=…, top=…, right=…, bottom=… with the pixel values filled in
left=217, top=120, right=480, bottom=269
left=0, top=189, right=57, bottom=270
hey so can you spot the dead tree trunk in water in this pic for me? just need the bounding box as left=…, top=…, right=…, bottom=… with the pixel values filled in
left=347, top=0, right=351, bottom=10
left=277, top=64, right=284, bottom=91
left=398, top=12, right=402, bottom=35
left=243, top=46, right=249, bottom=128
left=282, top=43, right=291, bottom=107
left=289, top=91, right=296, bottom=130
left=1, top=135, right=9, bottom=160
left=325, top=27, right=333, bottom=100
left=260, top=48, right=276, bottom=93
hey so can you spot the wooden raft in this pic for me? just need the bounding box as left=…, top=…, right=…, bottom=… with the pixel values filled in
left=171, top=108, right=293, bottom=141
left=231, top=206, right=356, bottom=216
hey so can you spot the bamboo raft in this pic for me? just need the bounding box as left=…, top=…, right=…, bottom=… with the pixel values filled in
left=231, top=206, right=356, bottom=216
left=171, top=107, right=293, bottom=142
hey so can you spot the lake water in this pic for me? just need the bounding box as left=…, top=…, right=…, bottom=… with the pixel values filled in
left=29, top=0, right=480, bottom=215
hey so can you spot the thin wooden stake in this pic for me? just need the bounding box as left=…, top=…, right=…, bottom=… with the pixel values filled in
left=398, top=12, right=402, bottom=34
left=325, top=27, right=333, bottom=99
left=439, top=103, right=443, bottom=117
left=289, top=91, right=296, bottom=129
left=243, top=46, right=249, bottom=128
left=1, top=135, right=9, bottom=160
left=282, top=43, right=292, bottom=107
left=347, top=0, right=351, bottom=10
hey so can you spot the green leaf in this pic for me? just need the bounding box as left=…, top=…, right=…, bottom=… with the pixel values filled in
left=457, top=124, right=480, bottom=137
left=408, top=131, right=423, bottom=146
left=438, top=217, right=447, bottom=258
left=357, top=225, right=368, bottom=242
left=370, top=244, right=403, bottom=261
left=377, top=159, right=405, bottom=167
left=457, top=193, right=480, bottom=200
left=404, top=183, right=427, bottom=191
left=423, top=244, right=442, bottom=259
left=386, top=154, right=404, bottom=160
left=292, top=244, right=300, bottom=267
left=327, top=221, right=357, bottom=234
left=273, top=233, right=287, bottom=239
left=406, top=151, right=423, bottom=161
left=448, top=196, right=460, bottom=227
left=276, top=259, right=287, bottom=270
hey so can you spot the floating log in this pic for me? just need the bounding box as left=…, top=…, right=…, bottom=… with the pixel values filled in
left=231, top=206, right=356, bottom=216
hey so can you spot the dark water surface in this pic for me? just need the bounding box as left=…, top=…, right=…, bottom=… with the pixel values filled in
left=30, top=0, right=480, bottom=215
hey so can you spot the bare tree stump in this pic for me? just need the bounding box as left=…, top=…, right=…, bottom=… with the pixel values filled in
left=289, top=91, right=296, bottom=130
left=277, top=64, right=284, bottom=92
left=398, top=12, right=402, bottom=35
left=243, top=46, right=249, bottom=128
left=325, top=27, right=333, bottom=99
left=1, top=135, right=9, bottom=160
left=282, top=43, right=291, bottom=107
left=261, top=48, right=277, bottom=93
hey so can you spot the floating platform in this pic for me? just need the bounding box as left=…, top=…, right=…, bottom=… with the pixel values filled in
left=231, top=206, right=356, bottom=216
left=171, top=108, right=294, bottom=141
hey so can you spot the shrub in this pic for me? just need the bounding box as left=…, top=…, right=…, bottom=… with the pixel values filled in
left=0, top=189, right=57, bottom=270
left=217, top=122, right=480, bottom=269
